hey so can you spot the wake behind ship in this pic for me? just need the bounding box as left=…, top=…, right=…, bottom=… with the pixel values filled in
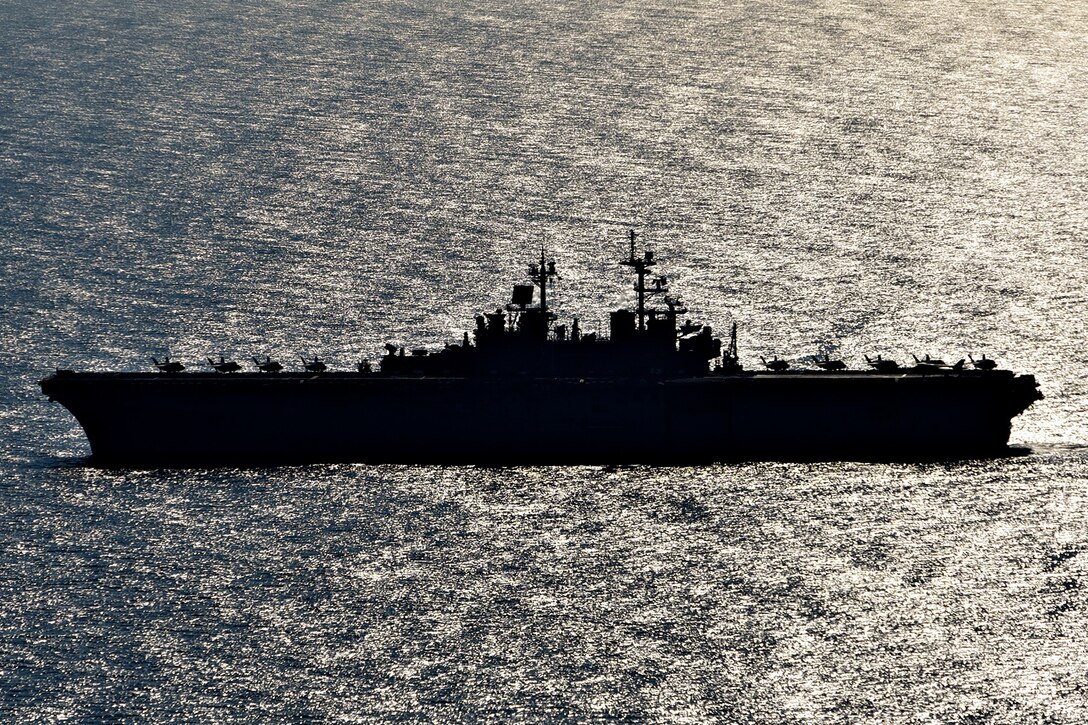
left=40, top=233, right=1042, bottom=467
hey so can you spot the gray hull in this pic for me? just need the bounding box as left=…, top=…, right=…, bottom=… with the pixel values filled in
left=40, top=370, right=1042, bottom=467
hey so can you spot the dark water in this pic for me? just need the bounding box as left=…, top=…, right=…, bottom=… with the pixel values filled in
left=2, top=0, right=1087, bottom=721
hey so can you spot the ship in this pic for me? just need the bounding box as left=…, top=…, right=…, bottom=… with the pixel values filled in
left=40, top=231, right=1042, bottom=467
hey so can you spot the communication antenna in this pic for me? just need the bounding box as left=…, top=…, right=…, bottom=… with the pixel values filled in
left=531, top=245, right=558, bottom=316
left=620, top=229, right=666, bottom=331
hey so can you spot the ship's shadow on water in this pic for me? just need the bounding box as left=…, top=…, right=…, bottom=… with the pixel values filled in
left=23, top=455, right=94, bottom=471
left=49, top=446, right=1039, bottom=472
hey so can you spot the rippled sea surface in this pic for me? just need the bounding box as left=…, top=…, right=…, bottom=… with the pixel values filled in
left=2, top=1, right=1087, bottom=721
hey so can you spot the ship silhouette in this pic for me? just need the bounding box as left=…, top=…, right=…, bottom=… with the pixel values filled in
left=40, top=231, right=1042, bottom=467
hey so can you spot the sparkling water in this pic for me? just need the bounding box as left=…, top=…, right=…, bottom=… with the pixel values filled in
left=2, top=1, right=1086, bottom=721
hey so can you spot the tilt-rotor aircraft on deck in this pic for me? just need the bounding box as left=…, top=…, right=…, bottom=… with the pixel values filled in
left=41, top=231, right=1041, bottom=467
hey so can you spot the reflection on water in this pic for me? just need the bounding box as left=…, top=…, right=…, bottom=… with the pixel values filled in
left=2, top=460, right=1086, bottom=721
left=1, top=0, right=1086, bottom=721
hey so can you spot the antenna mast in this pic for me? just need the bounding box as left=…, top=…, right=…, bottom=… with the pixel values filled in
left=620, top=229, right=666, bottom=332
left=527, top=245, right=558, bottom=326
left=536, top=246, right=551, bottom=314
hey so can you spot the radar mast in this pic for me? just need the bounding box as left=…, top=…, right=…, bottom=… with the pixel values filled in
left=621, top=229, right=667, bottom=332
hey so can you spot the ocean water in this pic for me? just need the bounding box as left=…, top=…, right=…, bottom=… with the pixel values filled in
left=2, top=0, right=1087, bottom=721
